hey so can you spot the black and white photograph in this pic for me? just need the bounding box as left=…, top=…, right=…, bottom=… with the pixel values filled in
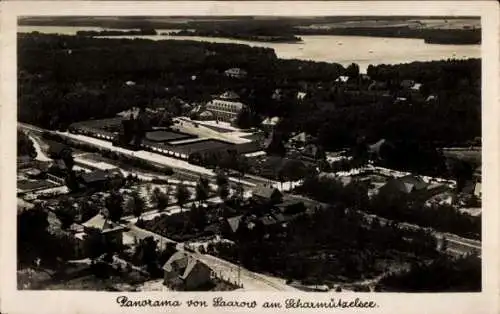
left=1, top=1, right=499, bottom=313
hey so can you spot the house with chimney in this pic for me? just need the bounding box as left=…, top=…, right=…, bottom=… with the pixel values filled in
left=163, top=251, right=213, bottom=291
left=67, top=213, right=126, bottom=258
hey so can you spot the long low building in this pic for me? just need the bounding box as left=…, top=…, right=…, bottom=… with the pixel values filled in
left=69, top=118, right=122, bottom=141
left=68, top=117, right=261, bottom=164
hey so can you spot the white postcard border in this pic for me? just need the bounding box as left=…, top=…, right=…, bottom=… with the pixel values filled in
left=1, top=2, right=499, bottom=314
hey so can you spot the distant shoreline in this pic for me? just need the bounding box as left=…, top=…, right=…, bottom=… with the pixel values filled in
left=163, top=31, right=303, bottom=43
left=295, top=27, right=481, bottom=45
left=76, top=29, right=157, bottom=37
left=21, top=26, right=480, bottom=46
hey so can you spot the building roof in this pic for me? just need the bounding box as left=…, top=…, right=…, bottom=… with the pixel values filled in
left=339, top=176, right=354, bottom=187
left=80, top=170, right=109, bottom=184
left=199, top=110, right=214, bottom=118
left=262, top=117, right=280, bottom=126
left=252, top=185, right=282, bottom=200
left=219, top=91, right=240, bottom=100
left=25, top=168, right=43, bottom=177
left=179, top=259, right=198, bottom=280
left=474, top=182, right=482, bottom=196
left=411, top=83, right=422, bottom=91
left=385, top=175, right=429, bottom=194
left=368, top=139, right=387, bottom=155
left=297, top=91, right=307, bottom=100
left=335, top=76, right=349, bottom=83
left=227, top=215, right=243, bottom=233
left=426, top=95, right=437, bottom=102
left=289, top=132, right=309, bottom=143
left=399, top=175, right=428, bottom=190
left=225, top=68, right=247, bottom=75
left=81, top=213, right=124, bottom=233
left=17, top=198, right=35, bottom=210
left=163, top=251, right=209, bottom=280
left=163, top=251, right=189, bottom=272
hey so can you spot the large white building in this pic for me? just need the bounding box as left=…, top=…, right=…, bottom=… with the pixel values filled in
left=205, top=91, right=245, bottom=123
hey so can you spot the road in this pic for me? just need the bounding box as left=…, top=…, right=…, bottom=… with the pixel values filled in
left=122, top=221, right=297, bottom=291
left=18, top=122, right=271, bottom=188
left=19, top=121, right=276, bottom=190
left=192, top=252, right=299, bottom=291
left=27, top=134, right=52, bottom=162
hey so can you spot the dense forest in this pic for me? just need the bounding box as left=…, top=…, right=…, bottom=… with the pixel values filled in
left=19, top=34, right=480, bottom=176
left=76, top=28, right=157, bottom=37
left=212, top=202, right=440, bottom=286
left=380, top=254, right=481, bottom=292
left=169, top=29, right=302, bottom=43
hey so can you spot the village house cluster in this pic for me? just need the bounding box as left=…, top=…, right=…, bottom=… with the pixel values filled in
left=17, top=51, right=481, bottom=292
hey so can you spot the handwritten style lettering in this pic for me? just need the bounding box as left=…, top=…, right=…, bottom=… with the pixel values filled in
left=284, top=298, right=378, bottom=309
left=116, top=296, right=182, bottom=307
left=213, top=297, right=258, bottom=308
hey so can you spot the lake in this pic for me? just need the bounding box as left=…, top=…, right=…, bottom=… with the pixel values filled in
left=18, top=26, right=481, bottom=72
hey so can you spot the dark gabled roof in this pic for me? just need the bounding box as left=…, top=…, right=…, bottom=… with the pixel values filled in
left=252, top=185, right=282, bottom=200
left=398, top=175, right=428, bottom=191
left=80, top=170, right=109, bottom=184
left=180, top=259, right=202, bottom=280
left=384, top=175, right=429, bottom=194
